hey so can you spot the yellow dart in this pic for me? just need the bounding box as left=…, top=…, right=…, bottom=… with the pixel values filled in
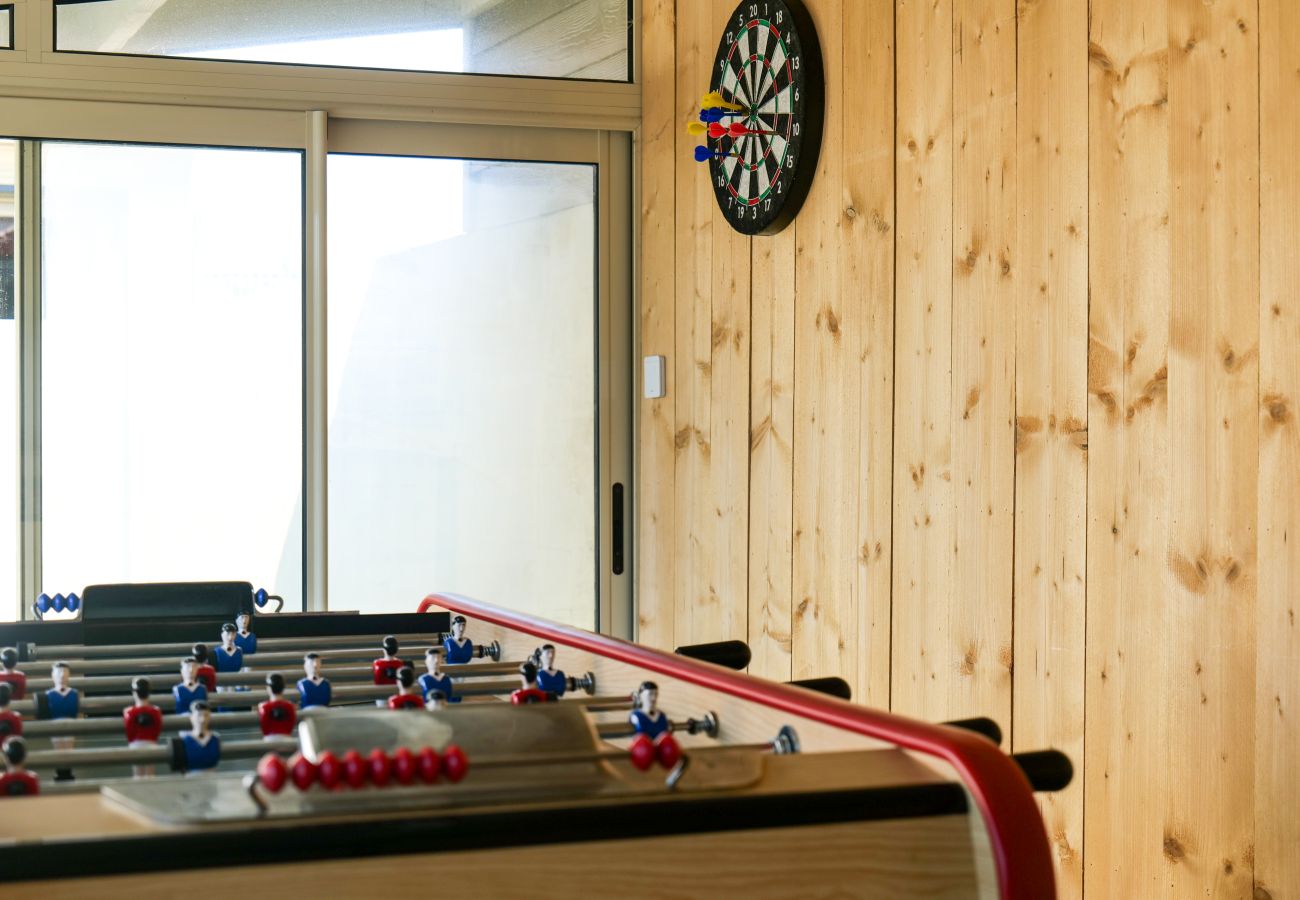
left=701, top=91, right=744, bottom=112
left=686, top=121, right=708, bottom=135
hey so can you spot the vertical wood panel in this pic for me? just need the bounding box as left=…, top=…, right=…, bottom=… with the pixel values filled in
left=791, top=0, right=851, bottom=683
left=891, top=0, right=954, bottom=720
left=636, top=0, right=677, bottom=650
left=1084, top=0, right=1170, bottom=895
left=1257, top=2, right=1300, bottom=896
left=1166, top=0, right=1258, bottom=895
left=673, top=0, right=715, bottom=649
left=949, top=0, right=1016, bottom=727
left=1014, top=0, right=1088, bottom=894
left=702, top=0, right=754, bottom=646
left=748, top=227, right=795, bottom=682
left=846, top=0, right=895, bottom=709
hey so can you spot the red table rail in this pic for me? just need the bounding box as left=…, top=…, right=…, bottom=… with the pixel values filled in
left=419, top=592, right=1056, bottom=900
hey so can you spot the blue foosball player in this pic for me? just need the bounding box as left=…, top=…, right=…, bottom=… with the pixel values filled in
left=173, top=657, right=209, bottom=714
left=534, top=644, right=568, bottom=697
left=629, top=681, right=671, bottom=739
left=234, top=611, right=258, bottom=656
left=297, top=653, right=331, bottom=709
left=0, top=736, right=39, bottom=796
left=213, top=624, right=244, bottom=674
left=444, top=615, right=474, bottom=665
left=179, top=701, right=221, bottom=772
left=418, top=648, right=457, bottom=704
left=46, top=662, right=79, bottom=720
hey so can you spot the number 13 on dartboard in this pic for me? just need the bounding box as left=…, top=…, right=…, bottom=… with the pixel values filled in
left=689, top=0, right=824, bottom=236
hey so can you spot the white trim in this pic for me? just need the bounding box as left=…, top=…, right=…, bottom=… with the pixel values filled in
left=303, top=111, right=327, bottom=614
left=16, top=138, right=38, bottom=620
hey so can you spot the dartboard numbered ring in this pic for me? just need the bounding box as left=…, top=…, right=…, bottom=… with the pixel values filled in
left=708, top=0, right=824, bottom=236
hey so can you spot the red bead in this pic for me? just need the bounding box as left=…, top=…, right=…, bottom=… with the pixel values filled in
left=392, top=747, right=417, bottom=785
left=289, top=753, right=318, bottom=791
left=655, top=734, right=682, bottom=769
left=341, top=750, right=367, bottom=789
left=316, top=751, right=342, bottom=789
left=441, top=744, right=468, bottom=783
left=257, top=753, right=287, bottom=793
left=368, top=748, right=393, bottom=787
left=416, top=747, right=440, bottom=784
left=629, top=734, right=655, bottom=771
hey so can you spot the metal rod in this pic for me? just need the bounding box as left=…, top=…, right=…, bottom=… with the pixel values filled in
left=31, top=632, right=447, bottom=661
left=25, top=645, right=447, bottom=675
left=22, top=660, right=527, bottom=693
left=26, top=737, right=297, bottom=769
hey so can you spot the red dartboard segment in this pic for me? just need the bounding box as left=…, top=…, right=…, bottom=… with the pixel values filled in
left=705, top=0, right=822, bottom=235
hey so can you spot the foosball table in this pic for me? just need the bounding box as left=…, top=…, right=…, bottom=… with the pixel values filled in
left=0, top=583, right=1071, bottom=899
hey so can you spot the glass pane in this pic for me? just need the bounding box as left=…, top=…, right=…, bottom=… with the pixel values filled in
left=56, top=0, right=630, bottom=81
left=0, top=140, right=15, bottom=620
left=0, top=6, right=12, bottom=50
left=41, top=142, right=303, bottom=603
left=327, top=154, right=596, bottom=627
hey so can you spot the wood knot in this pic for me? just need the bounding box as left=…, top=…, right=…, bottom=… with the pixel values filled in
left=959, top=643, right=978, bottom=676
left=845, top=206, right=858, bottom=219
left=1264, top=393, right=1289, bottom=424
left=1163, top=833, right=1187, bottom=863
left=674, top=427, right=691, bottom=450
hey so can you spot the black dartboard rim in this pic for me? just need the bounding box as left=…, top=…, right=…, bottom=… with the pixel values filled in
left=707, top=0, right=824, bottom=236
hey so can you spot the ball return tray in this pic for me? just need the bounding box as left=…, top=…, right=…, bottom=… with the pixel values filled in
left=101, top=704, right=769, bottom=824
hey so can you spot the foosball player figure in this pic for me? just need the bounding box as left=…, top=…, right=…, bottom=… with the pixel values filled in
left=0, top=736, right=38, bottom=796
left=124, top=677, right=163, bottom=777
left=425, top=690, right=447, bottom=712
left=297, top=653, right=331, bottom=709
left=388, top=666, right=425, bottom=710
left=629, top=681, right=681, bottom=771
left=234, top=610, right=257, bottom=655
left=0, top=647, right=25, bottom=700
left=510, top=662, right=555, bottom=705
left=180, top=701, right=221, bottom=773
left=534, top=644, right=568, bottom=697
left=213, top=623, right=244, bottom=674
left=191, top=643, right=218, bottom=693
left=258, top=673, right=297, bottom=738
left=47, top=661, right=79, bottom=721
left=0, top=684, right=20, bottom=739
left=418, top=648, right=457, bottom=704
left=444, top=615, right=474, bottom=664
left=372, top=635, right=405, bottom=685
left=173, top=657, right=209, bottom=714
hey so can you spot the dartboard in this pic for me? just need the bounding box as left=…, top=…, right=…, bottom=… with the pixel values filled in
left=707, top=0, right=823, bottom=235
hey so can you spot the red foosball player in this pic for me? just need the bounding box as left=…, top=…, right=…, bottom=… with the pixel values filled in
left=0, top=736, right=38, bottom=797
left=258, top=673, right=298, bottom=738
left=0, top=684, right=21, bottom=740
left=510, top=662, right=556, bottom=705
left=190, top=644, right=218, bottom=693
left=372, top=636, right=405, bottom=685
left=387, top=667, right=425, bottom=710
left=123, top=676, right=163, bottom=777
left=0, top=648, right=25, bottom=700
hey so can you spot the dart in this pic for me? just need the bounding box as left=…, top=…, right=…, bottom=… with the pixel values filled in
left=700, top=107, right=745, bottom=123
left=694, top=145, right=740, bottom=162
left=701, top=91, right=744, bottom=112
left=687, top=121, right=708, bottom=136
left=726, top=121, right=777, bottom=137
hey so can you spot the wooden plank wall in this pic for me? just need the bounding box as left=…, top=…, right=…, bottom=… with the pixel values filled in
left=637, top=0, right=1297, bottom=895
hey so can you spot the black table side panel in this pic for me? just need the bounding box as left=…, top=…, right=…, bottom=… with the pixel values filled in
left=3, top=782, right=969, bottom=882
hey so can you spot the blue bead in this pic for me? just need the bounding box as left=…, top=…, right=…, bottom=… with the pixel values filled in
left=35, top=593, right=50, bottom=613
left=254, top=588, right=268, bottom=608
left=66, top=593, right=80, bottom=613
left=52, top=593, right=65, bottom=612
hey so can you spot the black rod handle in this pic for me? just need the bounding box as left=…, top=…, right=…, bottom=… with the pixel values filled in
left=941, top=717, right=1003, bottom=746
left=786, top=676, right=852, bottom=700
left=1011, top=749, right=1074, bottom=792
left=674, top=640, right=751, bottom=671
left=611, top=484, right=624, bottom=576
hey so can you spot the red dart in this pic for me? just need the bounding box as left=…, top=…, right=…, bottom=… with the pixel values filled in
left=707, top=121, right=729, bottom=139
left=728, top=121, right=777, bottom=137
